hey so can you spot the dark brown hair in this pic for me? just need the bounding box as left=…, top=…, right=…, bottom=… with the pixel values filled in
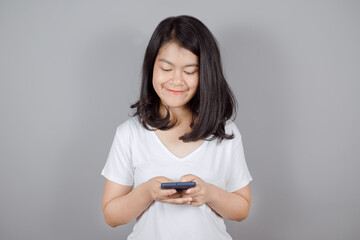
left=131, top=15, right=236, bottom=142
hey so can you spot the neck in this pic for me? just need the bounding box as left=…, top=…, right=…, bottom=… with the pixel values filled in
left=160, top=105, right=193, bottom=126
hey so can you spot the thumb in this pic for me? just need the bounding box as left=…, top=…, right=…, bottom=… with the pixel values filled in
left=180, top=174, right=197, bottom=182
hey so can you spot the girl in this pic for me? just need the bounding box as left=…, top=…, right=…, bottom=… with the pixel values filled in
left=101, top=15, right=252, bottom=240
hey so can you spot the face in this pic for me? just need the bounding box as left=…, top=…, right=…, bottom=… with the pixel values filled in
left=152, top=42, right=199, bottom=111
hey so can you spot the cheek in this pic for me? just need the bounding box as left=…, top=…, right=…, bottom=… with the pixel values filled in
left=153, top=69, right=167, bottom=87
left=152, top=71, right=162, bottom=92
left=188, top=77, right=199, bottom=92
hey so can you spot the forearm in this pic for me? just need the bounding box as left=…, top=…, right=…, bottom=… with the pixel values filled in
left=206, top=184, right=250, bottom=221
left=103, top=182, right=153, bottom=227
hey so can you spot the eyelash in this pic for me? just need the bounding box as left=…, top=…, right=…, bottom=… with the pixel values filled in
left=161, top=68, right=196, bottom=75
left=185, top=71, right=196, bottom=75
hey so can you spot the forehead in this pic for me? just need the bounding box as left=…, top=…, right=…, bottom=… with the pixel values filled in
left=156, top=42, right=198, bottom=65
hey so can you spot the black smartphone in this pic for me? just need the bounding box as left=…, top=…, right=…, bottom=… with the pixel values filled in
left=161, top=182, right=196, bottom=190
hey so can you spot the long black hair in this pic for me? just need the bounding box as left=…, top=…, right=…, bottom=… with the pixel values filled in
left=131, top=15, right=236, bottom=142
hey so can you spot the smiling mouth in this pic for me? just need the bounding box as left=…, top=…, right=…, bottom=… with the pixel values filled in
left=166, top=89, right=185, bottom=95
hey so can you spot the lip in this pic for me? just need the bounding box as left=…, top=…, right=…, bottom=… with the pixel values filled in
left=166, top=88, right=185, bottom=95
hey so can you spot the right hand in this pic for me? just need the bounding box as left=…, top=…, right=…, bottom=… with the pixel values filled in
left=145, top=176, right=192, bottom=205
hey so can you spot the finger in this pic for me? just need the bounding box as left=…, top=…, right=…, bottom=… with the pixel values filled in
left=183, top=187, right=197, bottom=195
left=159, top=189, right=177, bottom=197
left=157, top=176, right=174, bottom=183
left=180, top=174, right=197, bottom=182
left=161, top=197, right=193, bottom=205
left=190, top=201, right=202, bottom=207
left=189, top=198, right=204, bottom=207
left=169, top=192, right=183, bottom=198
left=181, top=185, right=200, bottom=195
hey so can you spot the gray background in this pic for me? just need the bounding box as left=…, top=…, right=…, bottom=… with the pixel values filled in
left=0, top=0, right=359, bottom=239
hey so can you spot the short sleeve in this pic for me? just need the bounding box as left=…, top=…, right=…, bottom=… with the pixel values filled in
left=225, top=124, right=253, bottom=192
left=101, top=121, right=134, bottom=186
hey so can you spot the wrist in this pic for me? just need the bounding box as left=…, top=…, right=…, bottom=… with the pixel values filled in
left=205, top=182, right=217, bottom=204
left=138, top=181, right=155, bottom=203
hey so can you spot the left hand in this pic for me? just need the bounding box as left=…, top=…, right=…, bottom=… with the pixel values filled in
left=180, top=174, right=212, bottom=207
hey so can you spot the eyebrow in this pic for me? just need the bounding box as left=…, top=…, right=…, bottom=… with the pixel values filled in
left=158, top=58, right=199, bottom=67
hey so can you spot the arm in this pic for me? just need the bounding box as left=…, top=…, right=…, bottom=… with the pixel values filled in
left=206, top=183, right=251, bottom=221
left=161, top=174, right=251, bottom=222
left=102, top=177, right=192, bottom=227
left=102, top=180, right=152, bottom=227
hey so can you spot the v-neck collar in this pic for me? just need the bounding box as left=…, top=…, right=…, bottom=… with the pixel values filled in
left=149, top=130, right=207, bottom=161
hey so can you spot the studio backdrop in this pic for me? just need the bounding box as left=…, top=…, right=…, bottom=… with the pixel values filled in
left=0, top=1, right=359, bottom=240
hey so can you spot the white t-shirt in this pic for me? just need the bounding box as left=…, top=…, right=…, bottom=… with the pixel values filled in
left=101, top=117, right=252, bottom=240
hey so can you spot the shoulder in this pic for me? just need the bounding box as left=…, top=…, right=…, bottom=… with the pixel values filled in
left=224, top=120, right=242, bottom=140
left=115, top=117, right=144, bottom=138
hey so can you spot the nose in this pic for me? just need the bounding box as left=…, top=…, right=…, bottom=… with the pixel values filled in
left=171, top=70, right=184, bottom=85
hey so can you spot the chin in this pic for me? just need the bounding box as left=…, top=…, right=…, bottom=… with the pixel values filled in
left=162, top=101, right=189, bottom=109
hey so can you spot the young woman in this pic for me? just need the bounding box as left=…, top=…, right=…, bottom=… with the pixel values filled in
left=101, top=15, right=253, bottom=239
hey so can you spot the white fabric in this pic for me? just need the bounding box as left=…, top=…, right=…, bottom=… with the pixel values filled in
left=101, top=117, right=253, bottom=240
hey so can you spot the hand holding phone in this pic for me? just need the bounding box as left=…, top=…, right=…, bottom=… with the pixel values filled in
left=161, top=182, right=196, bottom=190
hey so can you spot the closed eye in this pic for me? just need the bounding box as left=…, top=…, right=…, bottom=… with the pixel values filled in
left=161, top=68, right=171, bottom=72
left=184, top=71, right=197, bottom=75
